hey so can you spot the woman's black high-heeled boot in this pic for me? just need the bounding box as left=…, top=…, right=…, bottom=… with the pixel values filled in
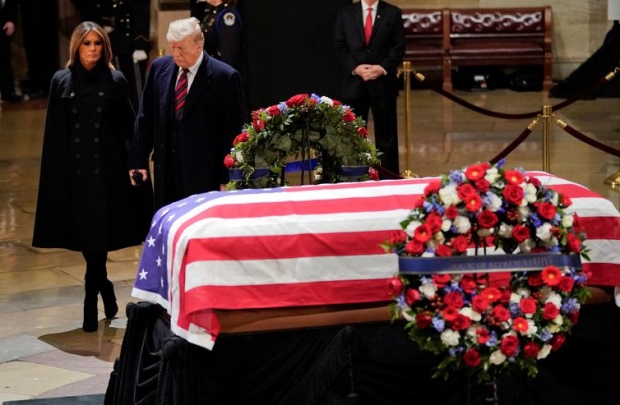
left=83, top=272, right=100, bottom=332
left=100, top=278, right=118, bottom=319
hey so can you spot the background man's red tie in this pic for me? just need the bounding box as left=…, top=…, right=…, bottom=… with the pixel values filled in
left=364, top=8, right=373, bottom=45
left=174, top=68, right=189, bottom=121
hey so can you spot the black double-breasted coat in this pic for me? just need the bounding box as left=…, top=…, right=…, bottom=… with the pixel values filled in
left=32, top=60, right=153, bottom=252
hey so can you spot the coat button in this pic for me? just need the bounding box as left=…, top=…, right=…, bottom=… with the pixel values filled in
left=75, top=153, right=80, bottom=159
left=99, top=92, right=104, bottom=96
left=74, top=138, right=80, bottom=143
left=72, top=108, right=78, bottom=113
left=94, top=169, right=100, bottom=175
left=70, top=92, right=75, bottom=97
left=94, top=152, right=100, bottom=158
left=96, top=107, right=102, bottom=112
left=75, top=123, right=80, bottom=128
left=94, top=123, right=100, bottom=128
left=94, top=138, right=99, bottom=143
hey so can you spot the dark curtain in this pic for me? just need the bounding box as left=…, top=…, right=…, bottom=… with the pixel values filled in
left=238, top=0, right=350, bottom=110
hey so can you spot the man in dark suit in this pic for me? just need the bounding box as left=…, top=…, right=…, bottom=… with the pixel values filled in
left=129, top=17, right=246, bottom=210
left=334, top=0, right=404, bottom=175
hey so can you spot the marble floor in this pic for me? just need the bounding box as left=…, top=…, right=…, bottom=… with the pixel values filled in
left=0, top=86, right=619, bottom=403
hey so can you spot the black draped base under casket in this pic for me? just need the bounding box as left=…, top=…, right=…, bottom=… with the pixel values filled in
left=105, top=302, right=620, bottom=405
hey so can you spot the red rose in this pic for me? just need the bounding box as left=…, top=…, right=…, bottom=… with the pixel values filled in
left=503, top=184, right=524, bottom=206
left=474, top=178, right=491, bottom=192
left=368, top=167, right=379, bottom=181
left=433, top=274, right=452, bottom=288
left=560, top=193, right=572, bottom=208
left=223, top=154, right=236, bottom=168
left=464, top=193, right=483, bottom=212
left=542, top=302, right=560, bottom=320
left=425, top=212, right=443, bottom=233
left=389, top=230, right=407, bottom=244
left=387, top=277, right=404, bottom=296
left=444, top=206, right=459, bottom=220
left=463, top=349, right=481, bottom=367
left=332, top=99, right=342, bottom=106
left=460, top=275, right=476, bottom=294
left=435, top=244, right=453, bottom=257
left=550, top=334, right=566, bottom=351
left=451, top=314, right=471, bottom=331
left=252, top=118, right=265, bottom=132
left=424, top=179, right=441, bottom=196
left=566, top=233, right=582, bottom=253
left=405, top=288, right=420, bottom=305
left=512, top=224, right=531, bottom=243
left=357, top=126, right=368, bottom=138
left=266, top=105, right=280, bottom=117
left=500, top=335, right=520, bottom=357
left=451, top=235, right=470, bottom=253
left=477, top=210, right=498, bottom=229
left=476, top=328, right=490, bottom=344
left=528, top=176, right=541, bottom=188
left=444, top=292, right=464, bottom=308
left=491, top=305, right=510, bottom=322
left=415, top=311, right=433, bottom=329
left=504, top=169, right=524, bottom=185
left=405, top=239, right=425, bottom=255
left=481, top=287, right=502, bottom=303
left=464, top=164, right=486, bottom=181
left=557, top=276, right=575, bottom=292
left=414, top=224, right=432, bottom=243
left=342, top=109, right=356, bottom=122
left=542, top=265, right=562, bottom=286
left=512, top=316, right=529, bottom=332
left=442, top=306, right=459, bottom=322
left=457, top=183, right=476, bottom=200
left=519, top=297, right=538, bottom=314
left=232, top=132, right=249, bottom=146
left=286, top=93, right=308, bottom=107
left=500, top=289, right=511, bottom=303
left=527, top=271, right=544, bottom=287
left=568, top=310, right=579, bottom=324
left=523, top=341, right=540, bottom=358
left=472, top=295, right=490, bottom=313
left=535, top=202, right=557, bottom=221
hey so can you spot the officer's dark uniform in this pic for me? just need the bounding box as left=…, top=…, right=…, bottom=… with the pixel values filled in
left=190, top=0, right=242, bottom=72
left=72, top=0, right=151, bottom=107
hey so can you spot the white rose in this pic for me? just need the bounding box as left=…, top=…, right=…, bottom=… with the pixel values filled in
left=525, top=320, right=538, bottom=336
left=523, top=183, right=538, bottom=203
left=561, top=214, right=574, bottom=228
left=419, top=283, right=437, bottom=299
left=320, top=96, right=333, bottom=106
left=453, top=216, right=471, bottom=234
left=545, top=292, right=562, bottom=308
left=546, top=324, right=560, bottom=333
left=489, top=350, right=507, bottom=365
left=441, top=219, right=452, bottom=232
left=518, top=239, right=535, bottom=253
left=550, top=191, right=559, bottom=206
left=487, top=192, right=503, bottom=211
left=553, top=314, right=564, bottom=326
left=405, top=220, right=422, bottom=237
left=537, top=344, right=552, bottom=359
left=517, top=206, right=531, bottom=221
left=485, top=168, right=500, bottom=184
left=440, top=329, right=461, bottom=346
left=498, top=223, right=513, bottom=238
left=460, top=307, right=481, bottom=322
left=235, top=151, right=244, bottom=163
left=536, top=223, right=552, bottom=242
left=439, top=184, right=461, bottom=206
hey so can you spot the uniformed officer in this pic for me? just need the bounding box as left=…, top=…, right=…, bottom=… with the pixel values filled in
left=190, top=0, right=242, bottom=72
left=72, top=0, right=151, bottom=106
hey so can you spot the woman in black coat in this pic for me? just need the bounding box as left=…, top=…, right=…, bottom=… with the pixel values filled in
left=32, top=21, right=153, bottom=332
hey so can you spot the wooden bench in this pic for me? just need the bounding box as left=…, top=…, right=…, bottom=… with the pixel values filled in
left=401, top=7, right=553, bottom=92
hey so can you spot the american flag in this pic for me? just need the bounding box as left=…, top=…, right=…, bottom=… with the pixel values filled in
left=132, top=173, right=620, bottom=350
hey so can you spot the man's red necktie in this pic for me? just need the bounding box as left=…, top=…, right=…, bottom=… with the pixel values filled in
left=364, top=8, right=373, bottom=45
left=174, top=68, right=189, bottom=121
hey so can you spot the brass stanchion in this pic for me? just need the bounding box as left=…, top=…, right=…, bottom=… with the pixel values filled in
left=397, top=61, right=418, bottom=178
left=541, top=105, right=552, bottom=173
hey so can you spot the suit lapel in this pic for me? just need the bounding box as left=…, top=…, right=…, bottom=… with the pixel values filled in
left=182, top=52, right=210, bottom=119
left=353, top=4, right=365, bottom=45
left=371, top=2, right=386, bottom=43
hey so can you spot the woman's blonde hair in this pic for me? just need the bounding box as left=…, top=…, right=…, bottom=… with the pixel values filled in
left=66, top=21, right=115, bottom=69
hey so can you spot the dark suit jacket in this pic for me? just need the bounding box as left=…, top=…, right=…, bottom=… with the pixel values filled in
left=130, top=52, right=246, bottom=209
left=334, top=1, right=405, bottom=99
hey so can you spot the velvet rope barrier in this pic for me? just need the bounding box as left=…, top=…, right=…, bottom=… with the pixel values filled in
left=411, top=66, right=620, bottom=119
left=554, top=117, right=620, bottom=157
left=489, top=117, right=541, bottom=164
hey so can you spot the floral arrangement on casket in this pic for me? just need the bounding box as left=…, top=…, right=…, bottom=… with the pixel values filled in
left=381, top=159, right=590, bottom=382
left=223, top=93, right=380, bottom=190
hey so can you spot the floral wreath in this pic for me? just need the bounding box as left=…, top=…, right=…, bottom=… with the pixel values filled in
left=223, top=93, right=381, bottom=190
left=381, top=159, right=590, bottom=382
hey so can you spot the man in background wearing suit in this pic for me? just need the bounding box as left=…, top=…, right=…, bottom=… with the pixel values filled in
left=334, top=0, right=404, bottom=175
left=129, top=17, right=246, bottom=210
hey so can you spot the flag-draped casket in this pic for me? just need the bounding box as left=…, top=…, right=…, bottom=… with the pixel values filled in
left=132, top=173, right=620, bottom=351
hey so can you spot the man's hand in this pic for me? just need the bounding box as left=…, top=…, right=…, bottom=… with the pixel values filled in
left=129, top=169, right=148, bottom=186
left=3, top=22, right=15, bottom=37
left=353, top=64, right=385, bottom=81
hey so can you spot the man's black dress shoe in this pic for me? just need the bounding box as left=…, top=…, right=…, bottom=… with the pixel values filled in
left=1, top=93, right=24, bottom=103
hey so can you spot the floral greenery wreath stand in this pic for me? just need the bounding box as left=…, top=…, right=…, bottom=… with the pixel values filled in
left=381, top=160, right=590, bottom=401
left=223, top=93, right=381, bottom=190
